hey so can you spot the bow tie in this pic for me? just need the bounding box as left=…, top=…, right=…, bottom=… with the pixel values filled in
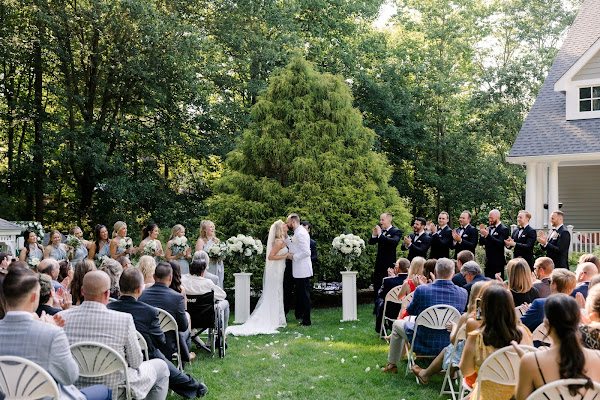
left=489, top=225, right=496, bottom=229
left=518, top=227, right=524, bottom=231
left=381, top=229, right=387, bottom=234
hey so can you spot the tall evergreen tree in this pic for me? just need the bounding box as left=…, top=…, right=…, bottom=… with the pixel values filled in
left=209, top=55, right=410, bottom=285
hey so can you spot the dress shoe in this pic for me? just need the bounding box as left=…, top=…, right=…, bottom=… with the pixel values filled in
left=381, top=363, right=398, bottom=374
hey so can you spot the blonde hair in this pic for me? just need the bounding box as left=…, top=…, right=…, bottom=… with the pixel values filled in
left=551, top=268, right=577, bottom=294
left=408, top=257, right=425, bottom=278
left=199, top=220, right=218, bottom=242
left=273, top=221, right=286, bottom=240
left=113, top=221, right=126, bottom=238
left=99, top=258, right=123, bottom=295
left=170, top=224, right=185, bottom=240
left=467, top=281, right=486, bottom=314
left=508, top=258, right=533, bottom=293
left=69, top=226, right=82, bottom=236
left=137, top=255, right=156, bottom=280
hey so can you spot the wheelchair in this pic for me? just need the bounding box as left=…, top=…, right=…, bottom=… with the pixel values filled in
left=186, top=291, right=226, bottom=358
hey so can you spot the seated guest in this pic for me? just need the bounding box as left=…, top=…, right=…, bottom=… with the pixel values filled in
left=375, top=258, right=410, bottom=333
left=58, top=260, right=73, bottom=291
left=521, top=268, right=576, bottom=332
left=138, top=255, right=156, bottom=289
left=513, top=294, right=600, bottom=399
left=38, top=258, right=65, bottom=291
left=461, top=261, right=490, bottom=305
left=507, top=258, right=539, bottom=307
left=397, top=256, right=426, bottom=298
left=423, top=258, right=438, bottom=282
left=381, top=258, right=468, bottom=374
left=117, top=255, right=133, bottom=270
left=578, top=253, right=600, bottom=271
left=139, top=262, right=194, bottom=364
left=0, top=252, right=10, bottom=270
left=60, top=271, right=169, bottom=399
left=459, top=285, right=532, bottom=400
left=581, top=284, right=600, bottom=349
left=532, top=257, right=554, bottom=298
left=182, top=259, right=230, bottom=336
left=192, top=250, right=220, bottom=285
left=452, top=250, right=475, bottom=287
left=71, top=259, right=96, bottom=306
left=99, top=257, right=123, bottom=299
left=0, top=268, right=111, bottom=400
left=571, top=262, right=598, bottom=300
left=36, top=273, right=63, bottom=316
left=108, top=269, right=208, bottom=398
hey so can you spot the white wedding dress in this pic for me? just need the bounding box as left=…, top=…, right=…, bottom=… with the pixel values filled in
left=226, top=222, right=287, bottom=336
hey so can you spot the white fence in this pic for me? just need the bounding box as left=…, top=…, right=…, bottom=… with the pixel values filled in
left=571, top=229, right=600, bottom=254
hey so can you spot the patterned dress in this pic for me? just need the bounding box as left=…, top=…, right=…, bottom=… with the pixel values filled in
left=204, top=239, right=224, bottom=289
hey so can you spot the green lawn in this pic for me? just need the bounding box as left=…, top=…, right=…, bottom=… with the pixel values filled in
left=176, top=304, right=447, bottom=400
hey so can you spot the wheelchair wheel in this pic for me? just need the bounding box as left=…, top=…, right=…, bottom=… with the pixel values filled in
left=217, top=310, right=225, bottom=358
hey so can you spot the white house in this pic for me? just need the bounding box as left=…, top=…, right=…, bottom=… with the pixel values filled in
left=507, top=0, right=600, bottom=252
left=0, top=219, right=24, bottom=256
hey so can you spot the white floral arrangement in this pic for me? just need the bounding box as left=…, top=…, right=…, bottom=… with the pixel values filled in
left=142, top=240, right=157, bottom=256
left=65, top=234, right=83, bottom=249
left=28, top=257, right=41, bottom=268
left=119, top=237, right=133, bottom=250
left=169, top=236, right=188, bottom=254
left=95, top=254, right=109, bottom=268
left=226, top=234, right=264, bottom=272
left=14, top=221, right=45, bottom=243
left=332, top=233, right=366, bottom=270
left=207, top=241, right=228, bottom=260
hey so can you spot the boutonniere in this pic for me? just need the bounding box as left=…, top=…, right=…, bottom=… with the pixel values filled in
left=291, top=237, right=297, bottom=243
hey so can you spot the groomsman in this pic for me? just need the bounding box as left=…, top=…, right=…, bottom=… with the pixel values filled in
left=537, top=210, right=571, bottom=269
left=451, top=211, right=478, bottom=257
left=428, top=212, right=453, bottom=259
left=401, top=217, right=431, bottom=261
left=504, top=210, right=537, bottom=269
left=479, top=209, right=510, bottom=279
left=369, top=213, right=402, bottom=296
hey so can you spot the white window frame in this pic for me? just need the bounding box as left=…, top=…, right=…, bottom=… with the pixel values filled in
left=565, top=79, right=600, bottom=120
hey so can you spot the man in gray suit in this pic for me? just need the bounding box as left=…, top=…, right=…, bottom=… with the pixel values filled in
left=0, top=268, right=111, bottom=400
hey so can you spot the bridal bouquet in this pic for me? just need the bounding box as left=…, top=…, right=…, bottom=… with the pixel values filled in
left=119, top=237, right=133, bottom=250
left=207, top=241, right=228, bottom=260
left=65, top=234, right=83, bottom=249
left=332, top=233, right=365, bottom=270
left=226, top=234, right=264, bottom=272
left=142, top=240, right=158, bottom=256
left=169, top=236, right=188, bottom=254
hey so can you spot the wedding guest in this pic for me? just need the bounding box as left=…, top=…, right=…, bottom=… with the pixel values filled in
left=195, top=220, right=225, bottom=288
left=513, top=294, right=600, bottom=400
left=397, top=256, right=426, bottom=298
left=537, top=210, right=570, bottom=269
left=428, top=212, right=453, bottom=259
left=58, top=260, right=73, bottom=291
left=461, top=261, right=490, bottom=307
left=375, top=258, right=409, bottom=333
left=579, top=253, right=600, bottom=270
left=117, top=255, right=132, bottom=270
left=369, top=213, right=402, bottom=297
left=452, top=250, right=475, bottom=287
left=166, top=224, right=192, bottom=275
left=39, top=258, right=64, bottom=291
left=137, top=255, right=156, bottom=289
left=88, top=224, right=111, bottom=262
left=401, top=217, right=431, bottom=261
left=44, top=229, right=71, bottom=261
left=479, top=209, right=510, bottom=279
left=71, top=259, right=96, bottom=306
left=571, top=262, right=599, bottom=300
left=0, top=252, right=10, bottom=270
left=532, top=257, right=554, bottom=298
left=99, top=257, right=123, bottom=299
left=110, top=221, right=136, bottom=260
left=69, top=226, right=91, bottom=263
left=423, top=258, right=437, bottom=282
left=580, top=284, right=600, bottom=349
left=504, top=210, right=537, bottom=269
left=451, top=211, right=478, bottom=258
left=192, top=251, right=220, bottom=286
left=35, top=273, right=62, bottom=317
left=459, top=285, right=532, bottom=399
left=507, top=258, right=539, bottom=307
left=18, top=230, right=44, bottom=266
left=168, top=261, right=189, bottom=319
left=139, top=224, right=164, bottom=264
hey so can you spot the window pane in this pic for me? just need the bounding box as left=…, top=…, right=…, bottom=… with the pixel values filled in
left=581, top=100, right=592, bottom=112
left=594, top=86, right=600, bottom=98
left=580, top=87, right=591, bottom=99
left=594, top=99, right=600, bottom=111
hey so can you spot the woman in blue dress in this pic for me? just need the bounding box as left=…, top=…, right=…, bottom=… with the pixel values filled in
left=166, top=224, right=192, bottom=274
left=195, top=220, right=224, bottom=288
left=88, top=224, right=111, bottom=264
left=18, top=230, right=44, bottom=268
left=69, top=226, right=91, bottom=263
left=110, top=221, right=136, bottom=260
left=139, top=223, right=164, bottom=265
left=43, top=230, right=70, bottom=261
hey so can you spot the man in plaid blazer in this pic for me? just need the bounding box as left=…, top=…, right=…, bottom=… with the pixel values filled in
left=382, top=258, right=467, bottom=374
left=60, top=270, right=169, bottom=399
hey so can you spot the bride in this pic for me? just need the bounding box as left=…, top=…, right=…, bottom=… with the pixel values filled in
left=226, top=220, right=289, bottom=336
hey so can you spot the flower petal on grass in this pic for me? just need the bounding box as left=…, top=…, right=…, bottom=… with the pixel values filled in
left=365, top=367, right=371, bottom=372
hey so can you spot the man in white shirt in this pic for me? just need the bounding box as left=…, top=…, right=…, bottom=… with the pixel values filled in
left=285, top=213, right=313, bottom=326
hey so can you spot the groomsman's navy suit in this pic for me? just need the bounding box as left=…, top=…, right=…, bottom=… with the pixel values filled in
left=401, top=232, right=431, bottom=261
left=543, top=225, right=571, bottom=270
left=369, top=226, right=402, bottom=291
left=479, top=223, right=510, bottom=278
left=429, top=226, right=453, bottom=259
left=451, top=224, right=478, bottom=258
left=374, top=273, right=408, bottom=333
left=510, top=225, right=537, bottom=269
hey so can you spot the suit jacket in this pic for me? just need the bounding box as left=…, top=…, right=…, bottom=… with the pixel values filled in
left=452, top=225, right=478, bottom=257
left=544, top=225, right=571, bottom=269
left=369, top=226, right=402, bottom=285
left=533, top=278, right=552, bottom=298
left=510, top=225, right=537, bottom=268
left=404, top=280, right=468, bottom=355
left=520, top=298, right=547, bottom=333
left=401, top=231, right=431, bottom=261
left=571, top=282, right=590, bottom=300
left=285, top=226, right=313, bottom=278
left=377, top=274, right=408, bottom=300
left=0, top=313, right=86, bottom=400
left=479, top=223, right=510, bottom=270
left=429, top=226, right=453, bottom=259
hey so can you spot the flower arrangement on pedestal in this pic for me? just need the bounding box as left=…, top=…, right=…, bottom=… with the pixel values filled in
left=225, top=234, right=264, bottom=272
left=331, top=233, right=366, bottom=271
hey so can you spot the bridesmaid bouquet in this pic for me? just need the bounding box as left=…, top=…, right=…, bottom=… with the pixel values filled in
left=119, top=237, right=133, bottom=250
left=65, top=235, right=83, bottom=249
left=29, top=257, right=41, bottom=268
left=95, top=254, right=109, bottom=267
left=332, top=233, right=366, bottom=271
left=142, top=240, right=158, bottom=256
left=207, top=241, right=228, bottom=260
left=169, top=236, right=188, bottom=254
left=226, top=234, right=264, bottom=272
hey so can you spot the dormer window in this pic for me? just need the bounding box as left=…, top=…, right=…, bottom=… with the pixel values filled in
left=579, top=86, right=600, bottom=112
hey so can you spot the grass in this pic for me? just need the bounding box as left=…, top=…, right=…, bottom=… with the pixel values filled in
left=174, top=304, right=447, bottom=400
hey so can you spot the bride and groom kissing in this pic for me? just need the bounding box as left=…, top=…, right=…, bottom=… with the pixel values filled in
left=226, top=214, right=313, bottom=336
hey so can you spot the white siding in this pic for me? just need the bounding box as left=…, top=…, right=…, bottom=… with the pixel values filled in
left=558, top=165, right=600, bottom=229
left=573, top=50, right=600, bottom=81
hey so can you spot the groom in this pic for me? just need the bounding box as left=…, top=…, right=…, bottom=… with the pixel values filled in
left=285, top=213, right=313, bottom=326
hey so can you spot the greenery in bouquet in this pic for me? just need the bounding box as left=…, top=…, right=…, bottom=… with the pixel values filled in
left=226, top=234, right=264, bottom=272
left=142, top=240, right=158, bottom=256
left=65, top=235, right=83, bottom=249
left=207, top=241, right=228, bottom=261
left=331, top=233, right=366, bottom=271
left=169, top=236, right=188, bottom=254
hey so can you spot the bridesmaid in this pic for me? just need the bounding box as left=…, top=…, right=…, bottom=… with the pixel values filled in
left=110, top=221, right=136, bottom=260
left=18, top=230, right=44, bottom=266
left=195, top=220, right=224, bottom=288
left=139, top=224, right=164, bottom=264
left=69, top=226, right=91, bottom=263
left=88, top=224, right=111, bottom=262
left=166, top=224, right=192, bottom=274
left=43, top=230, right=70, bottom=261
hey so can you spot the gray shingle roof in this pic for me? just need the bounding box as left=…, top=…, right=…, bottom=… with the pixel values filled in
left=0, top=219, right=23, bottom=231
left=508, top=0, right=600, bottom=158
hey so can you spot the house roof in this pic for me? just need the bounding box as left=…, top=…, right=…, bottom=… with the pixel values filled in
left=0, top=219, right=24, bottom=232
left=508, top=0, right=600, bottom=160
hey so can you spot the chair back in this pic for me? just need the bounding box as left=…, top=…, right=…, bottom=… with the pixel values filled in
left=414, top=304, right=461, bottom=331
left=156, top=307, right=178, bottom=333
left=0, top=356, right=60, bottom=399
left=526, top=378, right=600, bottom=400
left=136, top=331, right=149, bottom=361
left=532, top=323, right=552, bottom=345
left=187, top=292, right=216, bottom=330
left=399, top=291, right=414, bottom=316
left=384, top=285, right=404, bottom=303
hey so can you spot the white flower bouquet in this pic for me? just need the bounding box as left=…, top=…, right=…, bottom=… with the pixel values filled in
left=207, top=241, right=228, bottom=260
left=65, top=235, right=83, bottom=249
left=332, top=233, right=366, bottom=270
left=95, top=254, right=109, bottom=267
left=119, top=237, right=133, bottom=250
left=29, top=257, right=41, bottom=268
left=142, top=240, right=157, bottom=256
left=169, top=236, right=188, bottom=254
left=226, top=234, right=264, bottom=272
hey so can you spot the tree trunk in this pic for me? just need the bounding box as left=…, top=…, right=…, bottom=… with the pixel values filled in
left=33, top=27, right=44, bottom=222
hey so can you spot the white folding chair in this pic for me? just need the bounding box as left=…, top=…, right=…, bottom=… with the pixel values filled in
left=515, top=304, right=528, bottom=318
left=527, top=378, right=600, bottom=400
left=379, top=284, right=405, bottom=339
left=532, top=322, right=552, bottom=346
left=470, top=344, right=537, bottom=400
left=136, top=331, right=149, bottom=361
left=404, top=304, right=462, bottom=378
left=399, top=291, right=414, bottom=319
left=440, top=324, right=467, bottom=400
left=0, top=356, right=60, bottom=399
left=70, top=341, right=131, bottom=400
left=156, top=307, right=183, bottom=371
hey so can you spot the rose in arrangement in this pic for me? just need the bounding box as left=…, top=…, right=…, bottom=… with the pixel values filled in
left=65, top=235, right=83, bottom=249
left=226, top=234, right=264, bottom=272
left=95, top=254, right=109, bottom=268
left=142, top=240, right=158, bottom=256
left=331, top=233, right=366, bottom=270
left=169, top=236, right=188, bottom=254
left=119, top=237, right=133, bottom=250
left=207, top=241, right=228, bottom=260
left=29, top=257, right=41, bottom=268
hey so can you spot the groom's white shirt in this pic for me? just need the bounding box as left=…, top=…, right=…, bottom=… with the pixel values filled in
left=286, top=225, right=313, bottom=278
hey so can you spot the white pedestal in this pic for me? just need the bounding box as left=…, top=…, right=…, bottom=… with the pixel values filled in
left=233, top=272, right=252, bottom=323
left=340, top=271, right=358, bottom=322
